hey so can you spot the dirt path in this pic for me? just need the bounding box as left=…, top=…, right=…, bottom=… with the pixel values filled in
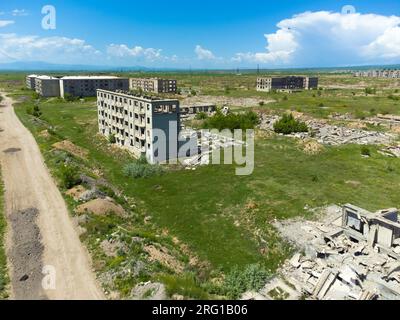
left=0, top=92, right=105, bottom=300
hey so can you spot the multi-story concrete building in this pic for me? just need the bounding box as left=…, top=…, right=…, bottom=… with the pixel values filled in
left=130, top=78, right=177, bottom=93
left=97, top=89, right=180, bottom=164
left=60, top=76, right=129, bottom=98
left=257, top=76, right=319, bottom=92
left=353, top=70, right=400, bottom=79
left=35, top=76, right=61, bottom=97
left=26, top=74, right=38, bottom=90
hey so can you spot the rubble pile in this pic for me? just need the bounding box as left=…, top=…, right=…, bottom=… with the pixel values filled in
left=244, top=204, right=400, bottom=300
left=258, top=114, right=394, bottom=146
left=180, top=129, right=247, bottom=167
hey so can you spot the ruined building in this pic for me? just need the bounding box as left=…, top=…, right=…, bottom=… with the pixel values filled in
left=256, top=76, right=319, bottom=92
left=130, top=78, right=177, bottom=94
left=97, top=89, right=180, bottom=164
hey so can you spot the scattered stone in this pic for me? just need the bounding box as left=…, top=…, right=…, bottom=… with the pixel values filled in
left=131, top=282, right=167, bottom=300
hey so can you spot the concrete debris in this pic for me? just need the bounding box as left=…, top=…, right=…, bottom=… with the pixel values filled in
left=244, top=204, right=400, bottom=300
left=258, top=114, right=394, bottom=146
left=180, top=129, right=247, bottom=167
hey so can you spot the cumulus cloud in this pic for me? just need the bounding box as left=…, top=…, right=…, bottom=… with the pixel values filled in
left=0, top=33, right=101, bottom=64
left=0, top=20, right=14, bottom=27
left=107, top=44, right=163, bottom=61
left=12, top=9, right=29, bottom=17
left=195, top=45, right=216, bottom=60
left=234, top=11, right=400, bottom=66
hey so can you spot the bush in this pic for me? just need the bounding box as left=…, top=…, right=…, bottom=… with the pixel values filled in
left=223, top=264, right=270, bottom=299
left=123, top=158, right=164, bottom=179
left=365, top=87, right=376, bottom=95
left=33, top=105, right=42, bottom=118
left=108, top=134, right=116, bottom=144
left=195, top=112, right=208, bottom=120
left=64, top=93, right=78, bottom=102
left=59, top=165, right=81, bottom=189
left=202, top=111, right=260, bottom=131
left=361, top=146, right=371, bottom=157
left=273, top=113, right=308, bottom=134
left=190, top=90, right=197, bottom=96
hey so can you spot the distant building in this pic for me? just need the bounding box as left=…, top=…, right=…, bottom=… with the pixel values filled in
left=35, top=76, right=61, bottom=97
left=257, top=76, right=319, bottom=92
left=130, top=78, right=177, bottom=93
left=353, top=70, right=400, bottom=79
left=60, top=76, right=129, bottom=98
left=97, top=89, right=180, bottom=164
left=26, top=74, right=38, bottom=90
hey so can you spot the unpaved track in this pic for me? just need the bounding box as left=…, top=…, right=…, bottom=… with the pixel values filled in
left=0, top=92, right=104, bottom=300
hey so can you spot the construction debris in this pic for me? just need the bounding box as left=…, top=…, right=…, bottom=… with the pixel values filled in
left=258, top=114, right=394, bottom=146
left=180, top=129, right=247, bottom=167
left=244, top=204, right=400, bottom=300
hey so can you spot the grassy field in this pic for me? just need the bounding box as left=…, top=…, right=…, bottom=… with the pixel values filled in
left=2, top=71, right=400, bottom=298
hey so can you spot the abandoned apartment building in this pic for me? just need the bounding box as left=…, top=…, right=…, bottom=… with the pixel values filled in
left=353, top=69, right=400, bottom=79
left=250, top=204, right=400, bottom=300
left=34, top=75, right=61, bottom=97
left=97, top=89, right=181, bottom=164
left=129, top=77, right=177, bottom=93
left=26, top=74, right=129, bottom=98
left=256, top=76, right=319, bottom=93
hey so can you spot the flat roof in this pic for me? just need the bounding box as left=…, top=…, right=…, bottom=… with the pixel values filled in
left=61, top=76, right=125, bottom=80
left=36, top=75, right=59, bottom=80
left=97, top=89, right=179, bottom=103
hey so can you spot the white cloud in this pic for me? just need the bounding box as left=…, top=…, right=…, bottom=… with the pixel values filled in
left=195, top=45, right=215, bottom=60
left=234, top=11, right=400, bottom=66
left=0, top=20, right=14, bottom=27
left=12, top=9, right=29, bottom=17
left=107, top=44, right=163, bottom=61
left=0, top=33, right=101, bottom=64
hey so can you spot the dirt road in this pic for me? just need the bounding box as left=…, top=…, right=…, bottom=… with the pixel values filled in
left=0, top=92, right=104, bottom=300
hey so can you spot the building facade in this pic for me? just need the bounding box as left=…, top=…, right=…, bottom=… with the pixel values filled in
left=257, top=76, right=319, bottom=92
left=353, top=70, right=400, bottom=78
left=26, top=74, right=38, bottom=90
left=130, top=78, right=177, bottom=93
left=97, top=89, right=180, bottom=164
left=35, top=76, right=61, bottom=97
left=60, top=76, right=129, bottom=98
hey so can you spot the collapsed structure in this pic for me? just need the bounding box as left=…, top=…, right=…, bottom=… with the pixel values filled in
left=257, top=76, right=318, bottom=93
left=97, top=89, right=181, bottom=164
left=129, top=78, right=177, bottom=93
left=259, top=113, right=394, bottom=146
left=246, top=204, right=400, bottom=300
left=353, top=70, right=400, bottom=79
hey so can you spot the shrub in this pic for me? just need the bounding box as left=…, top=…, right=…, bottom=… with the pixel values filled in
left=108, top=134, right=116, bottom=144
left=195, top=112, right=208, bottom=120
left=33, top=105, right=42, bottom=118
left=365, top=87, right=376, bottom=95
left=59, top=165, right=81, bottom=189
left=123, top=158, right=164, bottom=179
left=64, top=93, right=78, bottom=102
left=202, top=111, right=260, bottom=131
left=190, top=90, right=197, bottom=96
left=223, top=264, right=270, bottom=299
left=361, top=146, right=371, bottom=157
left=273, top=113, right=308, bottom=134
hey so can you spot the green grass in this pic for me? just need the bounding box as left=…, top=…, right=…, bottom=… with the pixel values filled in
left=0, top=167, right=8, bottom=299
left=3, top=71, right=400, bottom=297
left=11, top=95, right=400, bottom=273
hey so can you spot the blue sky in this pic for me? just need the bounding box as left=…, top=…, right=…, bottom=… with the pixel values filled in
left=1, top=0, right=400, bottom=68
